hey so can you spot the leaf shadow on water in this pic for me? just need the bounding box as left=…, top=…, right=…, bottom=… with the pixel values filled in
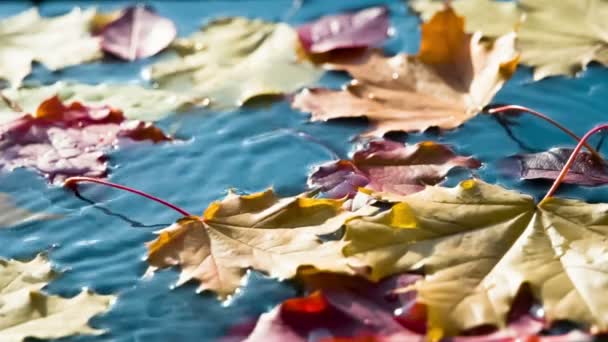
left=492, top=114, right=538, bottom=153
left=73, top=190, right=170, bottom=229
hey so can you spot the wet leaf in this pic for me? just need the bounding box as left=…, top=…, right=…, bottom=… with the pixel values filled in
left=292, top=8, right=518, bottom=137
left=0, top=82, right=194, bottom=124
left=516, top=0, right=608, bottom=79
left=146, top=189, right=375, bottom=298
left=241, top=272, right=589, bottom=342
left=502, top=148, right=608, bottom=186
left=0, top=193, right=56, bottom=228
left=411, top=0, right=608, bottom=80
left=149, top=17, right=323, bottom=109
left=0, top=8, right=101, bottom=87
left=0, top=96, right=170, bottom=184
left=100, top=5, right=176, bottom=61
left=0, top=254, right=115, bottom=342
left=297, top=6, right=389, bottom=54
left=344, top=179, right=608, bottom=336
left=309, top=140, right=480, bottom=198
left=410, top=0, right=521, bottom=37
left=243, top=274, right=423, bottom=342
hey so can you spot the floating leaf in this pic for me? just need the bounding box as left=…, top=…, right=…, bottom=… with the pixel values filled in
left=0, top=82, right=194, bottom=124
left=297, top=6, right=389, bottom=54
left=0, top=193, right=56, bottom=228
left=149, top=17, right=323, bottom=109
left=0, top=96, right=170, bottom=184
left=309, top=140, right=480, bottom=198
left=146, top=189, right=374, bottom=297
left=516, top=0, right=608, bottom=79
left=242, top=272, right=589, bottom=342
left=344, top=179, right=608, bottom=336
left=0, top=254, right=115, bottom=342
left=410, top=0, right=521, bottom=37
left=292, top=7, right=518, bottom=137
left=502, top=148, right=608, bottom=186
left=411, top=0, right=608, bottom=80
left=244, top=274, right=423, bottom=342
left=100, top=6, right=176, bottom=61
left=0, top=8, right=101, bottom=87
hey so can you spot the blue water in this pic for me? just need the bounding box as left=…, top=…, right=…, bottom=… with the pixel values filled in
left=1, top=1, right=608, bottom=341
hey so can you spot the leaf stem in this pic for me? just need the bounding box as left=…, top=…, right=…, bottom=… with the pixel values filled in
left=487, top=105, right=602, bottom=161
left=541, top=124, right=608, bottom=202
left=64, top=176, right=193, bottom=217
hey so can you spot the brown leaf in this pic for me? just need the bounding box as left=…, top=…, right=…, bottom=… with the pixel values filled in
left=292, top=7, right=518, bottom=137
left=146, top=190, right=375, bottom=298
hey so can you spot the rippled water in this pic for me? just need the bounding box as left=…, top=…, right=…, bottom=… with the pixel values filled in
left=2, top=1, right=608, bottom=341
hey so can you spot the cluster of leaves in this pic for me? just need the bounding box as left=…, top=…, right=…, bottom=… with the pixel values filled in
left=411, top=0, right=608, bottom=80
left=3, top=1, right=608, bottom=341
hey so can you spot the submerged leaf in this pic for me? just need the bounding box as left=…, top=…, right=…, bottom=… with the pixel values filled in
left=0, top=254, right=115, bottom=342
left=100, top=5, right=176, bottom=61
left=0, top=193, right=56, bottom=228
left=297, top=6, right=389, bottom=54
left=292, top=8, right=518, bottom=137
left=0, top=8, right=101, bottom=87
left=502, top=148, right=608, bottom=186
left=146, top=190, right=374, bottom=297
left=345, top=179, right=608, bottom=336
left=149, top=17, right=323, bottom=109
left=309, top=140, right=480, bottom=198
left=0, top=82, right=194, bottom=123
left=0, top=96, right=170, bottom=183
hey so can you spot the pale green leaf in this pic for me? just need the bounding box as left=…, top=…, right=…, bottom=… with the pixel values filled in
left=149, top=17, right=323, bottom=109
left=518, top=0, right=608, bottom=79
left=0, top=81, right=195, bottom=123
left=0, top=8, right=102, bottom=87
left=0, top=254, right=115, bottom=342
left=410, top=0, right=521, bottom=37
left=345, top=179, right=608, bottom=335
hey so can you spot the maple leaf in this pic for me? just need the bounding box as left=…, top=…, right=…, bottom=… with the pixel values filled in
left=0, top=193, right=56, bottom=228
left=146, top=189, right=375, bottom=298
left=0, top=96, right=170, bottom=184
left=516, top=0, right=608, bottom=79
left=502, top=148, right=608, bottom=186
left=100, top=5, right=176, bottom=61
left=344, top=178, right=608, bottom=336
left=0, top=81, right=194, bottom=124
left=309, top=140, right=480, bottom=198
left=0, top=8, right=101, bottom=87
left=411, top=0, right=608, bottom=80
left=292, top=7, right=518, bottom=137
left=148, top=17, right=323, bottom=109
left=410, top=0, right=521, bottom=37
left=240, top=273, right=589, bottom=342
left=0, top=254, right=115, bottom=342
left=297, top=6, right=389, bottom=54
left=243, top=273, right=423, bottom=342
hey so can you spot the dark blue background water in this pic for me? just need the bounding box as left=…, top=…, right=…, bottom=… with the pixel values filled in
left=1, top=1, right=608, bottom=341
